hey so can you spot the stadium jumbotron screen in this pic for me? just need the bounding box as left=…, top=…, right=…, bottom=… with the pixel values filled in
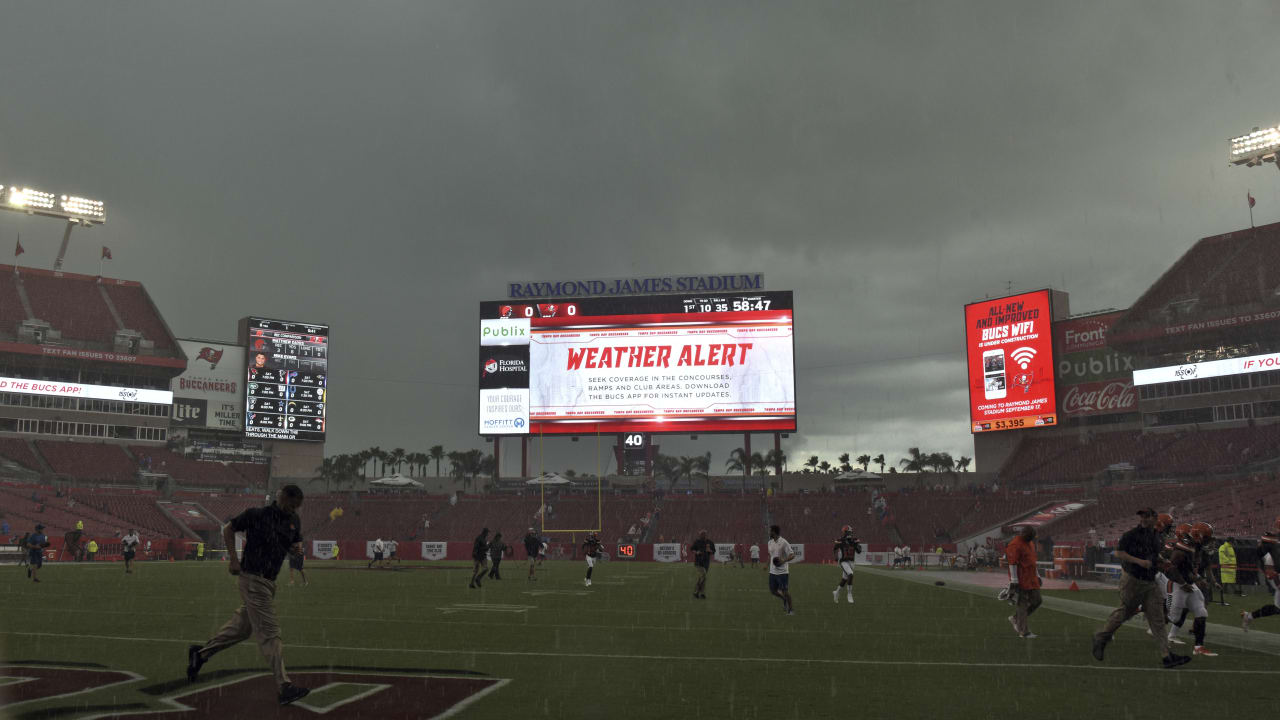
left=964, top=289, right=1058, bottom=433
left=478, top=291, right=796, bottom=435
left=243, top=317, right=329, bottom=442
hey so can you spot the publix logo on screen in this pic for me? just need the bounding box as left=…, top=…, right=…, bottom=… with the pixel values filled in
left=480, top=319, right=531, bottom=346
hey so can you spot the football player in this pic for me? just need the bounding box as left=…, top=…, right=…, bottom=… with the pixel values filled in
left=582, top=532, right=602, bottom=587
left=1165, top=522, right=1218, bottom=656
left=122, top=528, right=140, bottom=575
left=832, top=526, right=860, bottom=604
left=1242, top=516, right=1280, bottom=631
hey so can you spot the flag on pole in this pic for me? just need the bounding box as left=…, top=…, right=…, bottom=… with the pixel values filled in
left=14, top=237, right=24, bottom=257
left=101, top=246, right=112, bottom=260
left=1248, top=192, right=1256, bottom=208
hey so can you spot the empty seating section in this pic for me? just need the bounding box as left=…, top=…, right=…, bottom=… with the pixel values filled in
left=652, top=496, right=762, bottom=545
left=950, top=494, right=1052, bottom=539
left=1051, top=480, right=1280, bottom=543
left=36, top=441, right=136, bottom=482
left=998, top=427, right=1280, bottom=487
left=229, top=463, right=270, bottom=487
left=21, top=273, right=117, bottom=344
left=0, top=272, right=27, bottom=334
left=0, top=485, right=166, bottom=537
left=0, top=438, right=42, bottom=471
left=1123, top=235, right=1236, bottom=322
left=766, top=494, right=887, bottom=545
left=102, top=284, right=173, bottom=351
left=78, top=491, right=183, bottom=537
left=127, top=446, right=249, bottom=489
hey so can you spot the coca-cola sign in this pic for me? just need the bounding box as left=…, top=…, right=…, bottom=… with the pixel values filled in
left=1060, top=380, right=1137, bottom=417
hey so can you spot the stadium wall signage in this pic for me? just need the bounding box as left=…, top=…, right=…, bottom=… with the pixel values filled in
left=0, top=376, right=172, bottom=404
left=0, top=341, right=186, bottom=368
left=171, top=340, right=245, bottom=430
left=653, top=543, right=681, bottom=562
left=1133, top=350, right=1280, bottom=386
left=1053, top=312, right=1138, bottom=418
left=421, top=541, right=447, bottom=560
left=507, top=273, right=764, bottom=299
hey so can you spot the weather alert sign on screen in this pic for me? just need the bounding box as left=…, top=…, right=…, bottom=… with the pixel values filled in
left=964, top=290, right=1057, bottom=433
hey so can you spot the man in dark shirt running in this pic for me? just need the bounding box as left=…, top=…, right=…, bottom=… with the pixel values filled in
left=470, top=528, right=490, bottom=589
left=524, top=528, right=541, bottom=581
left=1092, top=508, right=1191, bottom=669
left=691, top=530, right=715, bottom=599
left=186, top=485, right=310, bottom=705
left=487, top=532, right=508, bottom=580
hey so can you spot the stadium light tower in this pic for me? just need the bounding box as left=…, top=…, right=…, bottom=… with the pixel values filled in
left=0, top=183, right=106, bottom=270
left=1228, top=125, right=1280, bottom=170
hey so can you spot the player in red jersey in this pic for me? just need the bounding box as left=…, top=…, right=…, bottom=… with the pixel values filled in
left=1242, top=517, right=1280, bottom=631
left=1165, top=522, right=1217, bottom=656
left=831, top=526, right=860, bottom=604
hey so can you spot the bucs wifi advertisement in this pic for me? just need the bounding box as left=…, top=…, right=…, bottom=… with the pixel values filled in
left=965, top=290, right=1057, bottom=433
left=479, top=291, right=796, bottom=435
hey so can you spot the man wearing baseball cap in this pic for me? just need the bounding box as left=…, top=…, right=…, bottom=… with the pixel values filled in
left=1092, top=508, right=1191, bottom=668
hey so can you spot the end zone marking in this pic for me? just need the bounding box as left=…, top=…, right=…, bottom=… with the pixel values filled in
left=293, top=682, right=391, bottom=714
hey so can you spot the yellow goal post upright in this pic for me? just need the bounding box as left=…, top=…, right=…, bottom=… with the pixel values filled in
left=538, top=424, right=603, bottom=540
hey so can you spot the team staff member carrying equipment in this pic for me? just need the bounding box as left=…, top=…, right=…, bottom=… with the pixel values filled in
left=187, top=485, right=311, bottom=706
left=1092, top=508, right=1191, bottom=669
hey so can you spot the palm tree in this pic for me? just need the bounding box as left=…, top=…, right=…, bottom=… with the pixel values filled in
left=838, top=453, right=853, bottom=473
left=804, top=456, right=819, bottom=474
left=899, top=447, right=926, bottom=473
left=428, top=445, right=445, bottom=477
left=654, top=453, right=682, bottom=490
left=388, top=448, right=407, bottom=475
left=874, top=453, right=885, bottom=474
left=367, top=446, right=382, bottom=477
left=818, top=460, right=831, bottom=474
left=725, top=448, right=749, bottom=477
left=956, top=456, right=972, bottom=472
left=856, top=454, right=871, bottom=472
left=763, top=448, right=787, bottom=493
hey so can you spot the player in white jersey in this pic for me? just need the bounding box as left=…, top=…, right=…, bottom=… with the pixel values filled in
left=767, top=525, right=796, bottom=615
left=121, top=529, right=140, bottom=575
left=1166, top=522, right=1217, bottom=656
left=1242, top=518, right=1280, bottom=631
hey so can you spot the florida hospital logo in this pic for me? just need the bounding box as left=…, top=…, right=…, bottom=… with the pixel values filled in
left=1012, top=370, right=1034, bottom=394
left=482, top=358, right=499, bottom=377
left=195, top=346, right=224, bottom=369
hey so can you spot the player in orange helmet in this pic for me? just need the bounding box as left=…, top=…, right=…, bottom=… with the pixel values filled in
left=1165, top=522, right=1217, bottom=656
left=1242, top=517, right=1280, bottom=631
left=832, top=526, right=861, bottom=604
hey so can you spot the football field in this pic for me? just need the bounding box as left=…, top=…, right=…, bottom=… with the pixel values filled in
left=2, top=559, right=1279, bottom=719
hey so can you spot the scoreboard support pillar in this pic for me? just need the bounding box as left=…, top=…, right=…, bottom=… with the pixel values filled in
left=493, top=436, right=501, bottom=481
left=743, top=433, right=751, bottom=478
left=774, top=432, right=782, bottom=475
left=521, top=437, right=528, bottom=479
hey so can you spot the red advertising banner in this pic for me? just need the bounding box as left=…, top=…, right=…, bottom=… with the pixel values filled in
left=965, top=290, right=1057, bottom=433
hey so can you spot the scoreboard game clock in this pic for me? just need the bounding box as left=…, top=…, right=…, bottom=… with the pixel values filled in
left=615, top=543, right=637, bottom=560
left=243, top=317, right=329, bottom=442
left=478, top=291, right=796, bottom=435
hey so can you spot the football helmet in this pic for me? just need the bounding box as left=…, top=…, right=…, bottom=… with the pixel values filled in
left=840, top=525, right=852, bottom=535
left=1190, top=521, right=1213, bottom=544
left=1156, top=513, right=1174, bottom=532
left=1174, top=522, right=1192, bottom=539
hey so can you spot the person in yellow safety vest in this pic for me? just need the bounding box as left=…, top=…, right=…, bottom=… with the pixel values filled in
left=332, top=545, right=339, bottom=561
left=86, top=539, right=98, bottom=561
left=196, top=542, right=205, bottom=561
left=75, top=520, right=84, bottom=531
left=1219, top=538, right=1239, bottom=596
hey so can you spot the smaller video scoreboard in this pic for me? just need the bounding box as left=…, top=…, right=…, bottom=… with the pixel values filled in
left=243, top=317, right=329, bottom=441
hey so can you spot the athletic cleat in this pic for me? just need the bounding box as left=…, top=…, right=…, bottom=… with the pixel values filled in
left=1192, top=646, right=1218, bottom=657
left=1167, top=637, right=1186, bottom=646
left=1241, top=611, right=1253, bottom=632
left=186, top=645, right=206, bottom=682
left=278, top=683, right=310, bottom=706
left=846, top=595, right=854, bottom=604
left=1021, top=633, right=1038, bottom=639
left=1091, top=636, right=1107, bottom=662
left=1008, top=616, right=1021, bottom=636
left=833, top=589, right=840, bottom=604
left=1162, top=653, right=1191, bottom=669
left=584, top=579, right=591, bottom=587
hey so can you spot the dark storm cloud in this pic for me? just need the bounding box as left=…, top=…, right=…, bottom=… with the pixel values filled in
left=2, top=1, right=1278, bottom=472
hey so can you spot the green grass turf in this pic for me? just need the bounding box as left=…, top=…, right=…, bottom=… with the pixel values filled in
left=1039, top=586, right=1280, bottom=634
left=3, top=560, right=1279, bottom=719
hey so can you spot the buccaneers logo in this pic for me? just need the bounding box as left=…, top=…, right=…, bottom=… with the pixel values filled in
left=195, top=347, right=224, bottom=369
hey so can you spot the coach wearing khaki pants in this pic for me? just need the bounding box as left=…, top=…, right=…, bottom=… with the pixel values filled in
left=1092, top=507, right=1191, bottom=669
left=187, top=485, right=311, bottom=706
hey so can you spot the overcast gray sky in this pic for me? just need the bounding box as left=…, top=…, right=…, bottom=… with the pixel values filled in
left=1, top=1, right=1277, bottom=475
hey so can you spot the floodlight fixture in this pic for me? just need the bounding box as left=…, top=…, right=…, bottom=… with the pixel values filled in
left=1, top=183, right=106, bottom=224
left=1229, top=125, right=1280, bottom=169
